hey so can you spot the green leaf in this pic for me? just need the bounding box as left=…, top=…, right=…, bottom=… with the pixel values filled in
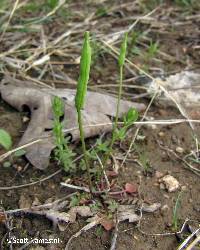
left=96, top=139, right=109, bottom=152
left=118, top=32, right=128, bottom=67
left=47, top=0, right=58, bottom=9
left=3, top=161, right=11, bottom=168
left=14, top=149, right=26, bottom=157
left=115, top=128, right=126, bottom=140
left=0, top=129, right=12, bottom=150
left=123, top=108, right=138, bottom=126
left=75, top=31, right=92, bottom=110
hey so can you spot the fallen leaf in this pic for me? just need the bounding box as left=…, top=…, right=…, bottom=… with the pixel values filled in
left=0, top=76, right=146, bottom=169
left=147, top=71, right=200, bottom=120
left=142, top=203, right=161, bottom=212
left=125, top=183, right=137, bottom=194
left=26, top=205, right=94, bottom=231
left=106, top=170, right=118, bottom=177
left=70, top=206, right=93, bottom=217
left=118, top=205, right=140, bottom=223
left=100, top=217, right=115, bottom=231
left=0, top=212, right=6, bottom=224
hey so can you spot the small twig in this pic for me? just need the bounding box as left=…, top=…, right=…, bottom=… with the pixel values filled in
left=0, top=139, right=42, bottom=162
left=60, top=183, right=90, bottom=193
left=95, top=152, right=110, bottom=192
left=110, top=216, right=119, bottom=250
left=157, top=141, right=200, bottom=176
left=0, top=153, right=83, bottom=190
left=0, top=169, right=61, bottom=191
left=4, top=193, right=76, bottom=215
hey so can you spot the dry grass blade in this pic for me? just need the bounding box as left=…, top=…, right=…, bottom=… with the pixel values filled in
left=65, top=216, right=102, bottom=250
left=0, top=139, right=42, bottom=162
left=0, top=0, right=20, bottom=41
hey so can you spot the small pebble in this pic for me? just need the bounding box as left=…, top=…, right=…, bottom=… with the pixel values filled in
left=158, top=131, right=165, bottom=137
left=161, top=204, right=169, bottom=215
left=22, top=116, right=30, bottom=123
left=161, top=204, right=169, bottom=211
left=176, top=146, right=184, bottom=154
left=162, top=175, right=180, bottom=192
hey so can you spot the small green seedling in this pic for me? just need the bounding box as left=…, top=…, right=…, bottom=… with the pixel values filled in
left=110, top=32, right=128, bottom=146
left=112, top=31, right=128, bottom=140
left=146, top=40, right=159, bottom=60
left=107, top=199, right=118, bottom=213
left=113, top=108, right=138, bottom=141
left=0, top=129, right=12, bottom=150
left=139, top=151, right=150, bottom=173
left=69, top=193, right=81, bottom=207
left=172, top=191, right=182, bottom=231
left=175, top=0, right=193, bottom=7
left=75, top=31, right=93, bottom=192
left=3, top=149, right=26, bottom=168
left=52, top=96, right=75, bottom=172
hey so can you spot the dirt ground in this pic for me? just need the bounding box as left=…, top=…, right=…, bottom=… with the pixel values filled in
left=0, top=0, right=200, bottom=249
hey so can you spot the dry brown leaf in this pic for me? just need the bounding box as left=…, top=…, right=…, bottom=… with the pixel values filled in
left=142, top=203, right=161, bottom=213
left=26, top=205, right=94, bottom=231
left=100, top=217, right=115, bottom=231
left=118, top=203, right=161, bottom=223
left=0, top=212, right=6, bottom=224
left=125, top=183, right=138, bottom=194
left=0, top=76, right=146, bottom=169
left=118, top=205, right=140, bottom=223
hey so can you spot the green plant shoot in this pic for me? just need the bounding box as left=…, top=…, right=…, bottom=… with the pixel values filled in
left=103, top=32, right=129, bottom=164
left=118, top=32, right=128, bottom=67
left=52, top=96, right=75, bottom=172
left=75, top=31, right=92, bottom=192
left=75, top=31, right=91, bottom=111
left=172, top=191, right=182, bottom=231
left=112, top=31, right=128, bottom=138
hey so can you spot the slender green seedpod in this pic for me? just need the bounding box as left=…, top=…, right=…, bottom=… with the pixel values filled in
left=75, top=31, right=93, bottom=193
left=75, top=31, right=91, bottom=111
left=118, top=32, right=128, bottom=67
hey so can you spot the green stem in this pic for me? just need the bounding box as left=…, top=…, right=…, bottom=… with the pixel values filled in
left=77, top=109, right=93, bottom=193
left=104, top=65, right=123, bottom=165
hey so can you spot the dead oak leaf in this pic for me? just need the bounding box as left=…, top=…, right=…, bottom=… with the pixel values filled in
left=0, top=77, right=145, bottom=169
